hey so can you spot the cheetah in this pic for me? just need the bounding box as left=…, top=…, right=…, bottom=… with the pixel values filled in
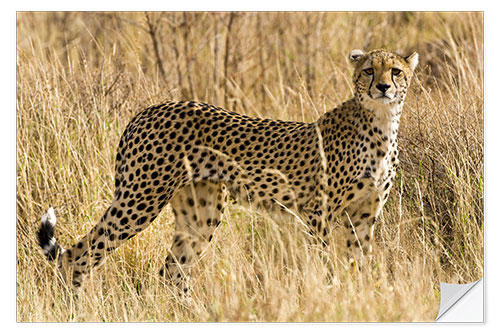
left=38, top=49, right=418, bottom=296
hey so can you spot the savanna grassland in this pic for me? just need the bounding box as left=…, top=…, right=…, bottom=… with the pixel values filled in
left=16, top=12, right=483, bottom=322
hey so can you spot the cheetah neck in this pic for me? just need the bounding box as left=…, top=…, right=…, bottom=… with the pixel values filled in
left=368, top=102, right=401, bottom=140
left=353, top=96, right=401, bottom=140
left=320, top=98, right=403, bottom=143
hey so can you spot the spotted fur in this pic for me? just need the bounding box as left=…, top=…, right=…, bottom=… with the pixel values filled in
left=38, top=49, right=418, bottom=295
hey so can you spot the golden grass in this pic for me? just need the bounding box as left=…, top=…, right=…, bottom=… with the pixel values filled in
left=16, top=12, right=483, bottom=322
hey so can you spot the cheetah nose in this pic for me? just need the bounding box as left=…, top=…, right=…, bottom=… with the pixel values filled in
left=376, top=83, right=390, bottom=93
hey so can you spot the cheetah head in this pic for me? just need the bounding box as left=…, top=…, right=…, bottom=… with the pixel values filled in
left=349, top=49, right=418, bottom=110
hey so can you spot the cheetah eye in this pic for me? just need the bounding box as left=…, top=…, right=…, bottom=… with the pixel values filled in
left=392, top=68, right=402, bottom=76
left=363, top=68, right=374, bottom=75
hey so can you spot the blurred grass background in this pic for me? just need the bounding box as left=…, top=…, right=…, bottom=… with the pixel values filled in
left=16, top=12, right=483, bottom=322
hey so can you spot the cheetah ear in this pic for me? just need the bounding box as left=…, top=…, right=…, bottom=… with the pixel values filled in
left=405, top=52, right=419, bottom=72
left=349, top=49, right=366, bottom=65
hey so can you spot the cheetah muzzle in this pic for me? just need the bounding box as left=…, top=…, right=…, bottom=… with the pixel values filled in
left=38, top=49, right=418, bottom=296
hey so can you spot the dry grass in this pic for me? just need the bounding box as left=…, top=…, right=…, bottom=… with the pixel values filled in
left=16, top=12, right=483, bottom=322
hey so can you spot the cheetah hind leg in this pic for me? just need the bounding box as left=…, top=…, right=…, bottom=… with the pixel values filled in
left=160, top=180, right=227, bottom=299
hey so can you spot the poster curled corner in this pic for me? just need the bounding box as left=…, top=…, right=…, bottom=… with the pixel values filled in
left=435, top=278, right=483, bottom=322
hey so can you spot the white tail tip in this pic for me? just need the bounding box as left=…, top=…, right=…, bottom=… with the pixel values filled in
left=41, top=207, right=57, bottom=227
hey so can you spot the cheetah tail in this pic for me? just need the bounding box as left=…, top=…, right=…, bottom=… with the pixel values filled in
left=37, top=207, right=65, bottom=261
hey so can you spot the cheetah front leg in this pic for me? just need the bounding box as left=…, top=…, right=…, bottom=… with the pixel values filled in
left=340, top=178, right=386, bottom=268
left=160, top=180, right=227, bottom=298
left=342, top=202, right=377, bottom=266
